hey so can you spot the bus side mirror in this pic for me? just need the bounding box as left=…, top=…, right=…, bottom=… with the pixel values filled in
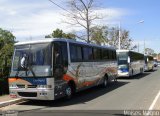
left=147, top=58, right=149, bottom=62
left=128, top=57, right=130, bottom=63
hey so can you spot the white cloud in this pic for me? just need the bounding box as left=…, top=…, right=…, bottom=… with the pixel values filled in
left=95, top=8, right=127, bottom=20
left=0, top=0, right=129, bottom=41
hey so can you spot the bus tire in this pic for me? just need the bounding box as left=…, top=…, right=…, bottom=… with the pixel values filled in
left=102, top=76, right=108, bottom=88
left=131, top=70, right=134, bottom=76
left=65, top=85, right=72, bottom=99
left=140, top=68, right=143, bottom=74
left=114, top=77, right=118, bottom=82
left=65, top=81, right=76, bottom=99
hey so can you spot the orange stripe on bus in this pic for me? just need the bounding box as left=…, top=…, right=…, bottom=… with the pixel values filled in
left=8, top=78, right=17, bottom=83
left=83, top=82, right=93, bottom=86
left=83, top=80, right=97, bottom=86
left=63, top=74, right=74, bottom=82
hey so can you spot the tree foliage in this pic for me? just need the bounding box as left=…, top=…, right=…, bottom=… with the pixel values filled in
left=90, top=26, right=136, bottom=50
left=0, top=28, right=15, bottom=76
left=108, top=27, right=135, bottom=50
left=90, top=26, right=108, bottom=45
left=65, top=0, right=100, bottom=43
left=152, top=53, right=157, bottom=58
left=45, top=28, right=76, bottom=39
left=145, top=48, right=154, bottom=55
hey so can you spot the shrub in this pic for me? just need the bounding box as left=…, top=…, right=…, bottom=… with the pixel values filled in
left=0, top=77, right=9, bottom=95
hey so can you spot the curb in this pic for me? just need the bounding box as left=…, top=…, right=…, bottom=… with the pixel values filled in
left=0, top=99, right=24, bottom=108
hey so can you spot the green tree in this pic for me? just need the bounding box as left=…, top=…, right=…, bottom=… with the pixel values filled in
left=90, top=26, right=136, bottom=49
left=145, top=48, right=154, bottom=55
left=152, top=53, right=157, bottom=58
left=0, top=28, right=16, bottom=77
left=45, top=28, right=76, bottom=40
left=90, top=26, right=109, bottom=45
left=51, top=28, right=63, bottom=38
left=108, top=27, right=136, bottom=50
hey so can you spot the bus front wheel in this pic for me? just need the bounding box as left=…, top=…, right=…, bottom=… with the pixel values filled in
left=65, top=85, right=73, bottom=99
left=65, top=81, right=75, bottom=99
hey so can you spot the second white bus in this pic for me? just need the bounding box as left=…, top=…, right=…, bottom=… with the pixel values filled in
left=117, top=50, right=145, bottom=77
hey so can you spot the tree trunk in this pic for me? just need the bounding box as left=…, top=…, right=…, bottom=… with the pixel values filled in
left=86, top=9, right=90, bottom=43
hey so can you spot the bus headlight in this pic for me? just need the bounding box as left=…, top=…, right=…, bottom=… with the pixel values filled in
left=37, top=85, right=52, bottom=89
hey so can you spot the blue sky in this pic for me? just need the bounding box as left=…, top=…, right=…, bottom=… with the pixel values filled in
left=103, top=0, right=160, bottom=53
left=0, top=0, right=159, bottom=53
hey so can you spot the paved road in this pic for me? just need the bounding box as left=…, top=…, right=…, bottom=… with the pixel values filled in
left=1, top=68, right=160, bottom=116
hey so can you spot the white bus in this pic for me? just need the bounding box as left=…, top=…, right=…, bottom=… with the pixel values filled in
left=117, top=50, right=144, bottom=77
left=144, top=55, right=154, bottom=71
left=9, top=38, right=117, bottom=100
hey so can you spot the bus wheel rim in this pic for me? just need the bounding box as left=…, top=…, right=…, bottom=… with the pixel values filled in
left=66, top=87, right=72, bottom=96
left=104, top=79, right=107, bottom=86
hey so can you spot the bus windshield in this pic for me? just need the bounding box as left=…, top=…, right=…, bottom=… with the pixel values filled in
left=145, top=56, right=153, bottom=64
left=117, top=52, right=128, bottom=65
left=10, top=43, right=52, bottom=77
left=144, top=56, right=148, bottom=64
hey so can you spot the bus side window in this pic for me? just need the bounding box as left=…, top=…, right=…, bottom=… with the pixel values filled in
left=61, top=42, right=68, bottom=73
left=129, top=52, right=133, bottom=62
left=53, top=42, right=63, bottom=78
left=54, top=43, right=62, bottom=65
left=53, top=42, right=68, bottom=78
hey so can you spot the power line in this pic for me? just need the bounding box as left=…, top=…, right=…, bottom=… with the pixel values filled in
left=48, top=0, right=72, bottom=14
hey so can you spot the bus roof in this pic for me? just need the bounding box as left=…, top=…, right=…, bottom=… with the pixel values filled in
left=116, top=49, right=144, bottom=55
left=116, top=49, right=130, bottom=52
left=15, top=38, right=60, bottom=45
left=15, top=38, right=116, bottom=50
left=144, top=54, right=153, bottom=57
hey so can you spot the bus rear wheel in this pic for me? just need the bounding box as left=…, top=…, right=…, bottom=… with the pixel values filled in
left=140, top=68, right=143, bottom=74
left=131, top=70, right=134, bottom=76
left=152, top=66, right=154, bottom=71
left=102, top=76, right=108, bottom=88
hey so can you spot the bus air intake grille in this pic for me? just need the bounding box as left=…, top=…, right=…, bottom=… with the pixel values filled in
left=18, top=92, right=37, bottom=97
left=28, top=85, right=37, bottom=88
left=17, top=84, right=25, bottom=88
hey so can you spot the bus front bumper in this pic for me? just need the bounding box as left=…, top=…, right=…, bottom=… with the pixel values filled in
left=9, top=88, right=55, bottom=100
left=118, top=70, right=129, bottom=77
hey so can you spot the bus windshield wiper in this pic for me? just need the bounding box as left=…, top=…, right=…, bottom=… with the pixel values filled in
left=15, top=59, right=21, bottom=77
left=27, top=60, right=36, bottom=77
left=15, top=68, right=20, bottom=78
left=15, top=54, right=36, bottom=78
left=27, top=46, right=36, bottom=78
left=24, top=54, right=36, bottom=77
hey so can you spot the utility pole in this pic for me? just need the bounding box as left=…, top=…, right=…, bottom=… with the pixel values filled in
left=144, top=39, right=146, bottom=54
left=118, top=22, right=121, bottom=50
left=138, top=43, right=139, bottom=52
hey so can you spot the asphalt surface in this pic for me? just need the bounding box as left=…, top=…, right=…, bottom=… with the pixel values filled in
left=1, top=68, right=160, bottom=116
